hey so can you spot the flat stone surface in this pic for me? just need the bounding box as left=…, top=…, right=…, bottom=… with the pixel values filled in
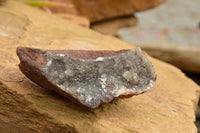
left=118, top=0, right=200, bottom=72
left=0, top=1, right=199, bottom=132
left=17, top=47, right=156, bottom=108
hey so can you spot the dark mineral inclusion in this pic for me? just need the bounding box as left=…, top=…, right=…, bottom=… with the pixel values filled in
left=17, top=47, right=156, bottom=108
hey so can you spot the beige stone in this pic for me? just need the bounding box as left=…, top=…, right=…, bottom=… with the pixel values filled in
left=0, top=0, right=199, bottom=133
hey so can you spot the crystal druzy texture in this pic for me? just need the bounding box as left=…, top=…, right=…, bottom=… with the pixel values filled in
left=17, top=47, right=156, bottom=108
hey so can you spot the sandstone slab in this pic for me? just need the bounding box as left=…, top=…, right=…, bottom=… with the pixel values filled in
left=44, top=0, right=165, bottom=22
left=0, top=0, right=199, bottom=133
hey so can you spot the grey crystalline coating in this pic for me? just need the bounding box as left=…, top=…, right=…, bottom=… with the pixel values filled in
left=42, top=47, right=156, bottom=108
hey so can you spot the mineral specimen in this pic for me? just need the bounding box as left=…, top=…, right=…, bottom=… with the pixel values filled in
left=17, top=47, right=156, bottom=108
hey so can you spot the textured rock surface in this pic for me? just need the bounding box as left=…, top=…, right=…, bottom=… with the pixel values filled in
left=0, top=0, right=200, bottom=132
left=118, top=0, right=200, bottom=73
left=17, top=47, right=156, bottom=108
left=44, top=0, right=165, bottom=22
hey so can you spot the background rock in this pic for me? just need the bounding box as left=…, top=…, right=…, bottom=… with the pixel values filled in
left=44, top=0, right=165, bottom=22
left=0, top=0, right=199, bottom=133
left=118, top=0, right=200, bottom=73
left=23, top=0, right=164, bottom=34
